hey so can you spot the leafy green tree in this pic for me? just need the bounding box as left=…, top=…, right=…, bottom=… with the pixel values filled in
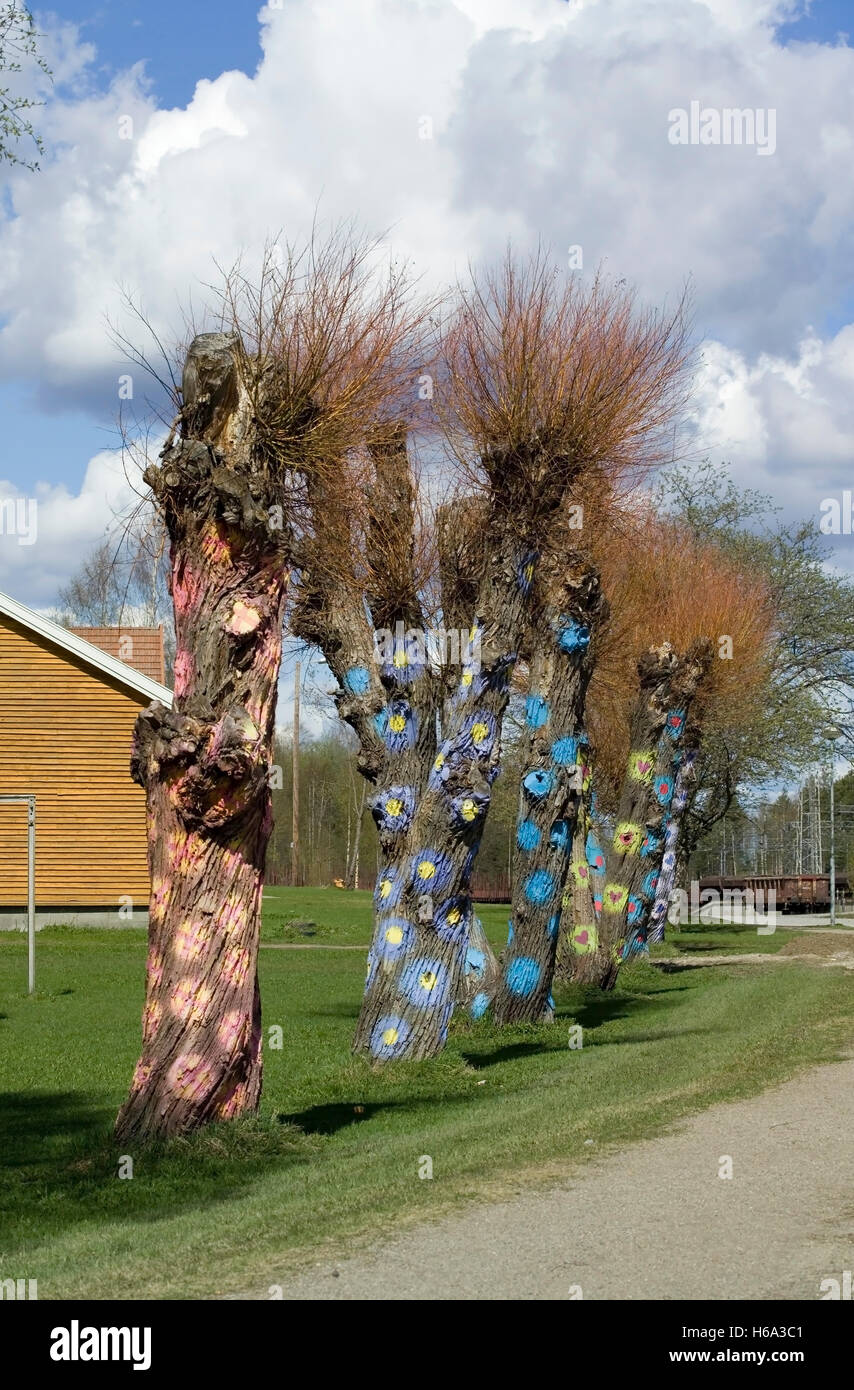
left=654, top=462, right=854, bottom=872
left=1, top=4, right=50, bottom=170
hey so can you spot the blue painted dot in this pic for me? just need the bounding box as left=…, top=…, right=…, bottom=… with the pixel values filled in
left=399, top=957, right=450, bottom=1009
left=558, top=621, right=590, bottom=653
left=642, top=869, right=660, bottom=898
left=370, top=1014, right=411, bottom=1059
left=464, top=946, right=486, bottom=977
left=525, top=695, right=550, bottom=729
left=507, top=919, right=514, bottom=944
left=547, top=913, right=560, bottom=938
left=525, top=869, right=556, bottom=905
left=550, top=819, right=571, bottom=852
left=523, top=768, right=555, bottom=798
left=551, top=736, right=579, bottom=766
left=343, top=665, right=371, bottom=696
left=505, top=956, right=541, bottom=996
left=517, top=819, right=541, bottom=851
left=471, top=991, right=490, bottom=1019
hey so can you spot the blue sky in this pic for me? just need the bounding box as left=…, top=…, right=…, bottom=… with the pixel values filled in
left=41, top=1, right=265, bottom=109
left=781, top=0, right=852, bottom=44
left=34, top=0, right=854, bottom=115
left=38, top=0, right=854, bottom=112
left=0, top=2, right=267, bottom=491
left=2, top=0, right=846, bottom=493
left=2, top=0, right=854, bottom=609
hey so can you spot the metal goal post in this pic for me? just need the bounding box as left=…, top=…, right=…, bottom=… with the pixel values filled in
left=0, top=794, right=35, bottom=993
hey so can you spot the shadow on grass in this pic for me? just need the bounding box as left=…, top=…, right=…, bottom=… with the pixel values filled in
left=310, top=1003, right=362, bottom=1020
left=277, top=1100, right=392, bottom=1134
left=589, top=1026, right=715, bottom=1046
left=458, top=983, right=691, bottom=1068
left=0, top=1090, right=113, bottom=1167
left=461, top=1041, right=558, bottom=1069
left=654, top=960, right=720, bottom=973
left=0, top=1089, right=318, bottom=1261
left=672, top=942, right=729, bottom=953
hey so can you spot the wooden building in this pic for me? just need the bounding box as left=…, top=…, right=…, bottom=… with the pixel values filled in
left=0, top=590, right=172, bottom=910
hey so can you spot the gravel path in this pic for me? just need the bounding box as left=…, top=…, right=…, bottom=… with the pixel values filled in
left=257, top=1056, right=854, bottom=1300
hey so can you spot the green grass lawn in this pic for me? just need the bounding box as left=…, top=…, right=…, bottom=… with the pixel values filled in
left=1, top=890, right=852, bottom=1300
left=262, top=885, right=794, bottom=954
left=649, top=923, right=789, bottom=956
left=260, top=885, right=511, bottom=945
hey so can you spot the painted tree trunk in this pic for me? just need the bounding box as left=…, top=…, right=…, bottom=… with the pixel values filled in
left=556, top=798, right=604, bottom=982
left=457, top=913, right=501, bottom=1017
left=620, top=712, right=694, bottom=960
left=582, top=642, right=710, bottom=991
left=115, top=333, right=290, bottom=1143
left=646, top=741, right=699, bottom=945
left=491, top=565, right=604, bottom=1023
left=352, top=530, right=538, bottom=1061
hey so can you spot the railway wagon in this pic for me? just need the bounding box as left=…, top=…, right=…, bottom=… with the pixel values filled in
left=698, top=873, right=849, bottom=913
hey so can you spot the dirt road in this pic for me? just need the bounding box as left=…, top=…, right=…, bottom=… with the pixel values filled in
left=257, top=1056, right=854, bottom=1300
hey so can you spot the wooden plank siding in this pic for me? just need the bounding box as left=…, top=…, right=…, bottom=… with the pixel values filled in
left=0, top=612, right=153, bottom=907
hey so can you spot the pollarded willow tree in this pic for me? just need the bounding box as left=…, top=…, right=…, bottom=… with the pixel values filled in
left=116, top=236, right=425, bottom=1140
left=489, top=474, right=665, bottom=1023
left=292, top=254, right=690, bottom=1061
left=488, top=544, right=606, bottom=1024
left=571, top=518, right=774, bottom=988
left=650, top=461, right=854, bottom=885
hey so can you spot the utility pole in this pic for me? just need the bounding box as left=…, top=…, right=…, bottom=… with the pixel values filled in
left=292, top=659, right=301, bottom=887
left=834, top=756, right=840, bottom=928
left=821, top=722, right=841, bottom=924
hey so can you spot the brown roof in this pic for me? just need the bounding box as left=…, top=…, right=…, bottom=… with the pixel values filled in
left=69, top=626, right=165, bottom=685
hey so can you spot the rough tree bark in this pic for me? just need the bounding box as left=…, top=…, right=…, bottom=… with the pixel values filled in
left=573, top=641, right=711, bottom=990
left=351, top=511, right=541, bottom=1059
left=294, top=422, right=583, bottom=1058
left=555, top=790, right=605, bottom=982
left=646, top=734, right=700, bottom=945
left=620, top=708, right=699, bottom=959
left=456, top=912, right=502, bottom=1017
left=490, top=558, right=606, bottom=1023
left=115, top=333, right=291, bottom=1142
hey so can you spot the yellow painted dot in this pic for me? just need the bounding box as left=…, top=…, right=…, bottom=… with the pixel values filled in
left=385, top=798, right=403, bottom=817
left=447, top=908, right=461, bottom=925
left=385, top=925, right=404, bottom=946
left=393, top=648, right=409, bottom=668
left=382, top=1027, right=399, bottom=1046
left=471, top=722, right=489, bottom=744
left=419, top=971, right=438, bottom=991
left=434, top=754, right=445, bottom=770
left=461, top=799, right=477, bottom=821
left=461, top=672, right=473, bottom=688
left=379, top=879, right=393, bottom=899
left=389, top=713, right=406, bottom=733
left=418, top=860, right=436, bottom=880
left=524, top=563, right=534, bottom=583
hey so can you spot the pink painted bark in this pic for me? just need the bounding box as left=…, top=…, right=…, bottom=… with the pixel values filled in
left=115, top=334, right=291, bottom=1142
